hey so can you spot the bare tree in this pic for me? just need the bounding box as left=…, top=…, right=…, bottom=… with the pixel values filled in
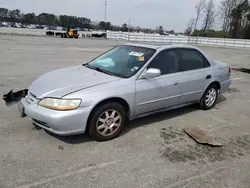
left=203, top=0, right=215, bottom=31
left=185, top=18, right=196, bottom=35
left=220, top=0, right=237, bottom=32
left=194, top=0, right=206, bottom=30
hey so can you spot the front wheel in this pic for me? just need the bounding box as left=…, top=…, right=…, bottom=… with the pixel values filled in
left=88, top=102, right=126, bottom=141
left=199, top=84, right=218, bottom=110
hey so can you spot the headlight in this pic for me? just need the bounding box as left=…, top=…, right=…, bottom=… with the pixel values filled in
left=38, top=98, right=81, bottom=111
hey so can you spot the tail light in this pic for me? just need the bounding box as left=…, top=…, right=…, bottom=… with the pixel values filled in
left=229, top=66, right=232, bottom=76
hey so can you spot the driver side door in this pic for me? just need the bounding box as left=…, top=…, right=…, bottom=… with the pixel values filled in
left=135, top=49, right=182, bottom=116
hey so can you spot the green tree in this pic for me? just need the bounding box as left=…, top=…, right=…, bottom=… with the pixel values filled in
left=22, top=13, right=37, bottom=24
left=229, top=0, right=249, bottom=38
left=121, top=23, right=128, bottom=32
left=0, top=8, right=8, bottom=21
left=98, top=21, right=106, bottom=30
left=8, top=9, right=21, bottom=22
left=157, top=26, right=164, bottom=34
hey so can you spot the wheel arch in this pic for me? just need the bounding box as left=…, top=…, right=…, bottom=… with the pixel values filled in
left=86, top=97, right=131, bottom=129
left=201, top=81, right=221, bottom=100
left=208, top=81, right=221, bottom=90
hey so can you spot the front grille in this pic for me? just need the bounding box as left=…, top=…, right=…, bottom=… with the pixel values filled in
left=26, top=92, right=38, bottom=104
left=29, top=92, right=37, bottom=99
left=33, top=119, right=50, bottom=128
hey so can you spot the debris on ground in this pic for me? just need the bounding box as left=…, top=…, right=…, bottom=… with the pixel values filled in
left=232, top=68, right=250, bottom=74
left=183, top=127, right=223, bottom=147
left=2, top=89, right=28, bottom=105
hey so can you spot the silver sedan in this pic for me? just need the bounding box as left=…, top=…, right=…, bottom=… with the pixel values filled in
left=19, top=43, right=231, bottom=141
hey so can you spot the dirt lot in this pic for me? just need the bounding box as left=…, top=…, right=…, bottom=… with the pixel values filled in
left=1, top=36, right=250, bottom=188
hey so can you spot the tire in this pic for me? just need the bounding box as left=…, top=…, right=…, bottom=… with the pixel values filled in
left=199, top=84, right=218, bottom=110
left=88, top=102, right=126, bottom=141
left=75, top=36, right=78, bottom=39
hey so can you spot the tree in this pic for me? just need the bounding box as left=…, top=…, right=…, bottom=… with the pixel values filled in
left=157, top=26, right=164, bottom=34
left=185, top=18, right=195, bottom=35
left=121, top=23, right=128, bottom=32
left=8, top=9, right=21, bottom=22
left=0, top=8, right=8, bottom=21
left=98, top=21, right=111, bottom=30
left=203, top=0, right=215, bottom=31
left=229, top=0, right=249, bottom=38
left=194, top=0, right=206, bottom=30
left=105, top=22, right=112, bottom=30
left=219, top=0, right=236, bottom=32
left=22, top=13, right=37, bottom=24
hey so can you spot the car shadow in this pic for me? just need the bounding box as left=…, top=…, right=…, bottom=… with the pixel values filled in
left=121, top=104, right=199, bottom=137
left=44, top=130, right=92, bottom=144
left=121, top=95, right=227, bottom=137
left=217, top=95, right=227, bottom=105
left=46, top=95, right=227, bottom=144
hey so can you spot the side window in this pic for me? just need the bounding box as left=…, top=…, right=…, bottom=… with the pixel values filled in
left=147, top=50, right=179, bottom=75
left=179, top=49, right=210, bottom=71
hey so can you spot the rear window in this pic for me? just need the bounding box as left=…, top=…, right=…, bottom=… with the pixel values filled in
left=179, top=49, right=210, bottom=71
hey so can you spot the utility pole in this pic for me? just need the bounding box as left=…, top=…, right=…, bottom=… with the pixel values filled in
left=104, top=0, right=107, bottom=22
left=128, top=17, right=131, bottom=41
left=128, top=17, right=131, bottom=31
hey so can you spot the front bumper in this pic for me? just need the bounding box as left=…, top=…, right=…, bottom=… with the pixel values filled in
left=20, top=98, right=92, bottom=136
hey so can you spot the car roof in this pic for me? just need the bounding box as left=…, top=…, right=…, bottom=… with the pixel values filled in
left=123, top=42, right=200, bottom=51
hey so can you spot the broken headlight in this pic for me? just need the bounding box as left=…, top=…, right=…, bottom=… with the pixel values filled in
left=39, top=98, right=81, bottom=111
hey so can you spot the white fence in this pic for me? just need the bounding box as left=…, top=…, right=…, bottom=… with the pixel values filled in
left=1, top=27, right=250, bottom=48
left=107, top=31, right=250, bottom=48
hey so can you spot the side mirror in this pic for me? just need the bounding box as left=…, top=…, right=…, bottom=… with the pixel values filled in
left=140, top=68, right=161, bottom=79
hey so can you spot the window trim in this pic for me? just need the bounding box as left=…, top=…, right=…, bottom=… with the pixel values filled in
left=145, top=48, right=180, bottom=77
left=178, top=48, right=211, bottom=72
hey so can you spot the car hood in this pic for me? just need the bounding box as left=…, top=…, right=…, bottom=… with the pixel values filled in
left=29, top=65, right=120, bottom=98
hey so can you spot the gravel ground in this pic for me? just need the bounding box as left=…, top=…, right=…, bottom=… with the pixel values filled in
left=0, top=35, right=250, bottom=188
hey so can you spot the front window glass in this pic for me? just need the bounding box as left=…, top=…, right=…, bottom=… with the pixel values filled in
left=147, top=49, right=179, bottom=75
left=86, top=45, right=156, bottom=78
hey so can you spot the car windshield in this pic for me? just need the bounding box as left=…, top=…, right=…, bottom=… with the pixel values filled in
left=85, top=45, right=156, bottom=78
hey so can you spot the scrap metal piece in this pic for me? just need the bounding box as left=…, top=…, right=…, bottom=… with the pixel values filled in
left=184, top=127, right=222, bottom=147
left=2, top=89, right=28, bottom=106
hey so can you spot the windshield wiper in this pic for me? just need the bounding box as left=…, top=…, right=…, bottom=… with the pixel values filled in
left=83, top=64, right=94, bottom=69
left=93, top=67, right=116, bottom=76
left=84, top=64, right=116, bottom=76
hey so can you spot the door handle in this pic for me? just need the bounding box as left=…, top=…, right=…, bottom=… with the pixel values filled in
left=174, top=82, right=179, bottom=86
left=206, top=75, right=211, bottom=79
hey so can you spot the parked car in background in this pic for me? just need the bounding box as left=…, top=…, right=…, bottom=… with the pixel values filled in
left=18, top=43, right=231, bottom=141
left=1, top=22, right=9, bottom=27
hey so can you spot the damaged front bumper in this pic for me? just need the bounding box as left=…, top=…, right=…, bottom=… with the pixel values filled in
left=3, top=89, right=90, bottom=135
left=20, top=96, right=90, bottom=135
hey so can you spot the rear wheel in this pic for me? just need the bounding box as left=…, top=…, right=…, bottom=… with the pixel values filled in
left=88, top=102, right=126, bottom=141
left=199, top=84, right=218, bottom=110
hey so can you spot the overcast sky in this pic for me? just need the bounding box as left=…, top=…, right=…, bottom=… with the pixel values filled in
left=0, top=0, right=221, bottom=32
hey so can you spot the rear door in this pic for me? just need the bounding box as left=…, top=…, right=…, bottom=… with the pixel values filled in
left=177, top=48, right=212, bottom=104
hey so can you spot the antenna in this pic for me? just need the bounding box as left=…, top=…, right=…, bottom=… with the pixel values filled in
left=104, top=0, right=107, bottom=22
